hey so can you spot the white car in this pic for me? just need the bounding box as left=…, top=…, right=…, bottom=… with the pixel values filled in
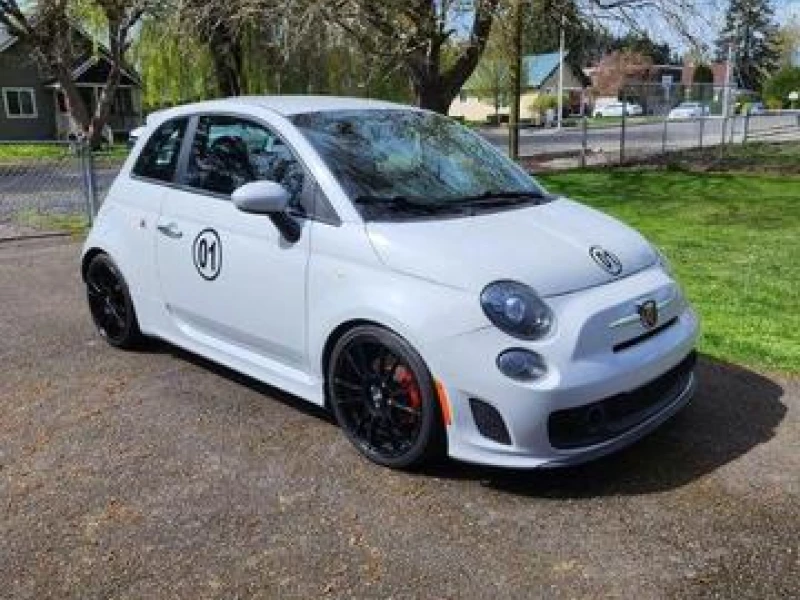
left=592, top=102, right=643, bottom=118
left=82, top=97, right=699, bottom=469
left=127, top=125, right=146, bottom=148
left=668, top=102, right=710, bottom=120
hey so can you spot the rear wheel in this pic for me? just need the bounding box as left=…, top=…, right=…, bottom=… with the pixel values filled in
left=327, top=326, right=444, bottom=469
left=85, top=253, right=143, bottom=349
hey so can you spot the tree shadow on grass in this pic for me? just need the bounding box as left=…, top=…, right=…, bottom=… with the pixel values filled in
left=418, top=355, right=786, bottom=497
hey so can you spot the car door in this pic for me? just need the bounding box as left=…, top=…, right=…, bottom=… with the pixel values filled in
left=155, top=113, right=312, bottom=372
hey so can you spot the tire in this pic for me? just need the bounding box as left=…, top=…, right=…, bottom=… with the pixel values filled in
left=85, top=253, right=144, bottom=349
left=326, top=325, right=445, bottom=469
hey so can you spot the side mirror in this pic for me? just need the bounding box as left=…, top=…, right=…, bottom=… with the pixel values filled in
left=232, top=181, right=290, bottom=215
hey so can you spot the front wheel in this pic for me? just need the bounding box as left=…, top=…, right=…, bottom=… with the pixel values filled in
left=85, top=253, right=144, bottom=349
left=327, top=326, right=445, bottom=469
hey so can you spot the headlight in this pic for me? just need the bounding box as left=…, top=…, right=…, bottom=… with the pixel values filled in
left=480, top=280, right=553, bottom=340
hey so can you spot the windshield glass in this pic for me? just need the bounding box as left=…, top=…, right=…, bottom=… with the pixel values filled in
left=290, top=109, right=544, bottom=215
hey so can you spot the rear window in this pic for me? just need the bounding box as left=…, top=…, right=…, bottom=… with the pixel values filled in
left=132, top=117, right=188, bottom=182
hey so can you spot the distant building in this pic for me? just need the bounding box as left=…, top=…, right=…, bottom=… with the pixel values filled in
left=449, top=52, right=588, bottom=123
left=0, top=24, right=142, bottom=141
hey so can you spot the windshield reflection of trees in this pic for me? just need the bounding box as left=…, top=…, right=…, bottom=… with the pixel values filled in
left=292, top=110, right=535, bottom=205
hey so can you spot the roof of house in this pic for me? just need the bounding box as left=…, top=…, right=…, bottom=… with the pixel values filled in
left=464, top=51, right=579, bottom=93
left=522, top=52, right=566, bottom=88
left=0, top=25, right=15, bottom=52
left=0, top=22, right=141, bottom=86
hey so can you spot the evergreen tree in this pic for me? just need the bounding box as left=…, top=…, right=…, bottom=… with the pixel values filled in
left=715, top=0, right=780, bottom=91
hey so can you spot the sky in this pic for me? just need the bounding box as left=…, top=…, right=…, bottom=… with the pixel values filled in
left=641, top=0, right=800, bottom=55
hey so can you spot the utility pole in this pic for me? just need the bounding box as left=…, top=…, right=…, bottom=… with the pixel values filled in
left=722, top=41, right=734, bottom=118
left=557, top=15, right=565, bottom=130
left=508, top=0, right=523, bottom=159
left=722, top=22, right=739, bottom=118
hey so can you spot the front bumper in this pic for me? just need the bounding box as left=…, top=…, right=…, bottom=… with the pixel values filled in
left=427, top=266, right=700, bottom=468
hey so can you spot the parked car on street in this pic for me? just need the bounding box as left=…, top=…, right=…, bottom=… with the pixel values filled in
left=82, top=97, right=698, bottom=469
left=592, top=102, right=643, bottom=118
left=668, top=102, right=711, bottom=120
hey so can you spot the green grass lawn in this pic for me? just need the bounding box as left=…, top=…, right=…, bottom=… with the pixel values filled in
left=0, top=142, right=128, bottom=163
left=539, top=169, right=800, bottom=374
left=14, top=209, right=90, bottom=237
left=567, top=116, right=664, bottom=129
left=659, top=140, right=800, bottom=175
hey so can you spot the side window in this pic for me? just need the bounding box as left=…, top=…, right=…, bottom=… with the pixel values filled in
left=183, top=115, right=308, bottom=213
left=132, top=118, right=188, bottom=182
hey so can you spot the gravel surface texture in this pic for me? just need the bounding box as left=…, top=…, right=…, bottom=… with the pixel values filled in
left=1, top=239, right=798, bottom=599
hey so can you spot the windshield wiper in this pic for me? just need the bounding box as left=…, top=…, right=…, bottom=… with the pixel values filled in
left=452, top=190, right=548, bottom=207
left=353, top=194, right=461, bottom=215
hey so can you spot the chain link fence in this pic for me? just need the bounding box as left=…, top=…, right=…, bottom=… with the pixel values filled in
left=0, top=141, right=125, bottom=240
left=510, top=111, right=800, bottom=170
left=2, top=107, right=800, bottom=240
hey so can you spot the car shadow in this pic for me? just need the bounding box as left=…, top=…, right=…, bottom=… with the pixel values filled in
left=143, top=339, right=335, bottom=424
left=144, top=340, right=786, bottom=497
left=417, top=355, right=787, bottom=497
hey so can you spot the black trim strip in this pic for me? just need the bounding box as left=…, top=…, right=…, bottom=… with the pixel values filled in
left=613, top=317, right=678, bottom=353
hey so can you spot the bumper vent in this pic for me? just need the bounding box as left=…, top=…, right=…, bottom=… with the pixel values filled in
left=469, top=399, right=512, bottom=445
left=548, top=351, right=697, bottom=450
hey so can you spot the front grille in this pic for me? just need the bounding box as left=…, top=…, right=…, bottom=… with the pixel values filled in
left=548, top=351, right=697, bottom=449
left=469, top=398, right=512, bottom=445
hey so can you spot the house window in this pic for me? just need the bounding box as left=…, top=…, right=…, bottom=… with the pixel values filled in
left=3, top=88, right=37, bottom=119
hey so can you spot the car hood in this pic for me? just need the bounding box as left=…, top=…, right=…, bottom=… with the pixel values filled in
left=365, top=198, right=657, bottom=297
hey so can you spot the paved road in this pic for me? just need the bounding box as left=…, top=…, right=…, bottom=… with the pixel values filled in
left=480, top=114, right=800, bottom=157
left=1, top=238, right=798, bottom=599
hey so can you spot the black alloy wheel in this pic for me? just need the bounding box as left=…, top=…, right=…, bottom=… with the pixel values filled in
left=327, top=325, right=444, bottom=468
left=85, top=253, right=143, bottom=349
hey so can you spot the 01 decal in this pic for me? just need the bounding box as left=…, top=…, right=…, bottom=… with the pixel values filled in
left=192, top=229, right=222, bottom=280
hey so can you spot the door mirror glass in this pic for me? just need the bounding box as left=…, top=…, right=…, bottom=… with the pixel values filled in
left=232, top=181, right=290, bottom=215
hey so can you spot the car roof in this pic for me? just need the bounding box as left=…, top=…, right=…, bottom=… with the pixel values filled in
left=151, top=96, right=417, bottom=121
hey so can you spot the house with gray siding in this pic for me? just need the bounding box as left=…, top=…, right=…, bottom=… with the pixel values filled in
left=0, top=24, right=142, bottom=141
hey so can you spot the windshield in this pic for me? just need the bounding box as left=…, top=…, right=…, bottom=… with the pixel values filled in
left=290, top=109, right=545, bottom=217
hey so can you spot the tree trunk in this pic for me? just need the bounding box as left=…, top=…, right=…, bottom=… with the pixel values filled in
left=209, top=26, right=245, bottom=96
left=415, top=81, right=455, bottom=114
left=89, top=67, right=122, bottom=147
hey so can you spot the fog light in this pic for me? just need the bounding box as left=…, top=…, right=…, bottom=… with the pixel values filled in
left=497, top=349, right=547, bottom=381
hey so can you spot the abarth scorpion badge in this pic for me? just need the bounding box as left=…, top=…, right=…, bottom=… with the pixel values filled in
left=637, top=300, right=658, bottom=329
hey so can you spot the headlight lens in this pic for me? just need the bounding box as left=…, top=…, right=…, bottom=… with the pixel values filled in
left=480, top=280, right=553, bottom=340
left=497, top=349, right=547, bottom=381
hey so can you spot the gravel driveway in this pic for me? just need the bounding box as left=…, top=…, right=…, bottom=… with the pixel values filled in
left=1, top=239, right=798, bottom=599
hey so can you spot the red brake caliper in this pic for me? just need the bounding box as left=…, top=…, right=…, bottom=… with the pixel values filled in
left=394, top=366, right=422, bottom=410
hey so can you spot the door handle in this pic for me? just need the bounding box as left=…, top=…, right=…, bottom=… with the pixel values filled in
left=157, top=222, right=183, bottom=239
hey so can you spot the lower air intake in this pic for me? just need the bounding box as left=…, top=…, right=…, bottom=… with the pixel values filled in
left=469, top=398, right=512, bottom=445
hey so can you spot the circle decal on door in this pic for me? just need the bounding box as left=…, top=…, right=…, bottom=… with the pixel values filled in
left=192, top=229, right=222, bottom=281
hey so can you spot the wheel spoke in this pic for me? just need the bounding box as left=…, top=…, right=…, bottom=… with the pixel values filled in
left=365, top=416, right=379, bottom=446
left=388, top=401, right=421, bottom=416
left=352, top=342, right=371, bottom=376
left=87, top=280, right=105, bottom=298
left=381, top=355, right=400, bottom=384
left=333, top=377, right=362, bottom=393
left=343, top=349, right=365, bottom=379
